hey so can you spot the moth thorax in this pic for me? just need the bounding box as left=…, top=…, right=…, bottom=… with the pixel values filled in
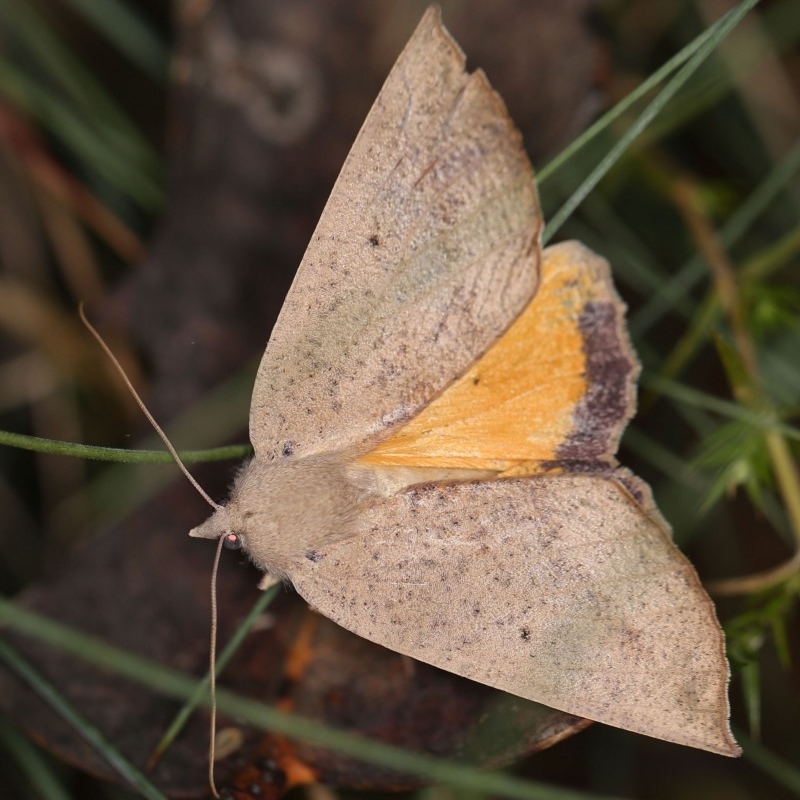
left=226, top=453, right=363, bottom=576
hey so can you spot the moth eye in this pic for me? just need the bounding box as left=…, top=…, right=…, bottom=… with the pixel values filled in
left=223, top=533, right=242, bottom=550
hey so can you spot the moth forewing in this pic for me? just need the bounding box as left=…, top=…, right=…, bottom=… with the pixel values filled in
left=247, top=7, right=541, bottom=463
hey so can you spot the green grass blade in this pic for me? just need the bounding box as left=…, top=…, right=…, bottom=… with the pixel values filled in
left=543, top=0, right=762, bottom=244
left=0, top=718, right=72, bottom=800
left=536, top=6, right=730, bottom=184
left=643, top=373, right=800, bottom=442
left=737, top=727, right=800, bottom=794
left=0, top=638, right=169, bottom=800
left=0, top=0, right=163, bottom=208
left=0, top=55, right=162, bottom=209
left=0, top=0, right=160, bottom=156
left=0, top=428, right=249, bottom=464
left=56, top=0, right=168, bottom=81
left=148, top=584, right=281, bottom=764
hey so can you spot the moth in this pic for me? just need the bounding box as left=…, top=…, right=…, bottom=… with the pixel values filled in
left=190, top=7, right=739, bottom=756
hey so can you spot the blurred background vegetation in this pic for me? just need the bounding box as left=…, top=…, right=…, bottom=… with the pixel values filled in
left=0, top=0, right=798, bottom=798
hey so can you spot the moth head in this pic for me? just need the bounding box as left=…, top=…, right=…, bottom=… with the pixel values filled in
left=189, top=507, right=245, bottom=551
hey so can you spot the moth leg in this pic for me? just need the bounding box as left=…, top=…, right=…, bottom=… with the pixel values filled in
left=400, top=654, right=416, bottom=679
left=258, top=573, right=281, bottom=591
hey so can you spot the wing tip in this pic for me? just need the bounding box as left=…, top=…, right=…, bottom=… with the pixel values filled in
left=410, top=5, right=467, bottom=70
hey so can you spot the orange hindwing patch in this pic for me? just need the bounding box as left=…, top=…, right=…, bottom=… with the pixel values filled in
left=359, top=240, right=637, bottom=475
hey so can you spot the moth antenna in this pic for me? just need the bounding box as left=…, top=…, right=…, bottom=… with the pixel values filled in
left=79, top=303, right=223, bottom=512
left=80, top=305, right=228, bottom=796
left=207, top=534, right=226, bottom=799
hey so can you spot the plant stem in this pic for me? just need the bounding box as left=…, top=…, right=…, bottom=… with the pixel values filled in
left=670, top=175, right=800, bottom=595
